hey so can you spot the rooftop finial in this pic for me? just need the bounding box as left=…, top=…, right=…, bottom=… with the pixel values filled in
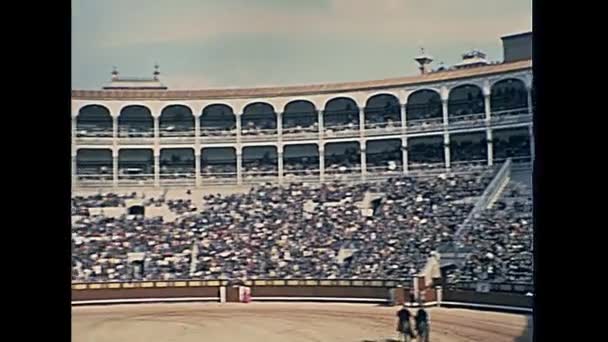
left=414, top=48, right=433, bottom=75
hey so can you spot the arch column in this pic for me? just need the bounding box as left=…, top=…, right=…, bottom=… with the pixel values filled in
left=360, top=141, right=367, bottom=181
left=529, top=125, right=535, bottom=162
left=442, top=99, right=449, bottom=126
left=153, top=115, right=160, bottom=141
left=527, top=86, right=534, bottom=114
left=195, top=149, right=201, bottom=187
left=236, top=147, right=243, bottom=185
left=444, top=134, right=451, bottom=169
left=402, top=139, right=408, bottom=174
left=483, top=81, right=492, bottom=121
left=112, top=148, right=118, bottom=188
left=486, top=129, right=494, bottom=166
left=483, top=87, right=492, bottom=121
left=194, top=113, right=202, bottom=187
left=112, top=116, right=118, bottom=144
left=71, top=114, right=77, bottom=186
left=441, top=87, right=449, bottom=126
left=277, top=112, right=283, bottom=139
left=319, top=144, right=325, bottom=183
left=400, top=102, right=407, bottom=134
left=71, top=114, right=77, bottom=142
left=277, top=145, right=284, bottom=185
left=236, top=114, right=242, bottom=144
left=194, top=113, right=201, bottom=143
left=359, top=106, right=365, bottom=137
left=318, top=109, right=324, bottom=139
left=154, top=148, right=160, bottom=187
left=71, top=151, right=77, bottom=187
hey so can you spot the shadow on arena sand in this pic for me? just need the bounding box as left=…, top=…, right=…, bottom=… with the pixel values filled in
left=514, top=315, right=533, bottom=342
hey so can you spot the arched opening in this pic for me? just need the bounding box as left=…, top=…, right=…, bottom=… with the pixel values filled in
left=118, top=149, right=154, bottom=180
left=408, top=136, right=445, bottom=170
left=284, top=144, right=319, bottom=177
left=77, top=105, right=113, bottom=137
left=241, top=102, right=277, bottom=136
left=450, top=132, right=488, bottom=167
left=160, top=148, right=195, bottom=180
left=201, top=104, right=236, bottom=137
left=366, top=139, right=402, bottom=174
left=159, top=105, right=194, bottom=137
left=364, top=94, right=401, bottom=129
left=490, top=79, right=529, bottom=117
left=323, top=97, right=359, bottom=132
left=283, top=100, right=318, bottom=135
left=243, top=146, right=278, bottom=178
left=128, top=205, right=145, bottom=216
left=493, top=128, right=531, bottom=163
left=406, top=90, right=443, bottom=128
left=118, top=105, right=154, bottom=137
left=76, top=149, right=112, bottom=180
left=324, top=141, right=361, bottom=175
left=201, top=147, right=237, bottom=179
left=448, top=85, right=485, bottom=123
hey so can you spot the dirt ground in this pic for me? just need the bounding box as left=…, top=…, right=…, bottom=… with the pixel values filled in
left=72, top=302, right=532, bottom=342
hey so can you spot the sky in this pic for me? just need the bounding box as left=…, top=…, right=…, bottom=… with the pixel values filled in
left=72, top=0, right=532, bottom=90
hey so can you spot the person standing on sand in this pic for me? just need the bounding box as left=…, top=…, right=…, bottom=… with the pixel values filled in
left=396, top=304, right=415, bottom=341
left=415, top=306, right=430, bottom=342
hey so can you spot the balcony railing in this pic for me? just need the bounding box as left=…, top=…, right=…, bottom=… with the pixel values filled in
left=73, top=114, right=533, bottom=147
left=323, top=124, right=360, bottom=138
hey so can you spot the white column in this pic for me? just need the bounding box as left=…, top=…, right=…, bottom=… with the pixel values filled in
left=277, top=112, right=283, bottom=139
left=360, top=141, right=367, bottom=180
left=71, top=115, right=77, bottom=186
left=194, top=114, right=201, bottom=141
left=236, top=148, right=243, bottom=185
left=484, top=94, right=492, bottom=121
left=71, top=114, right=77, bottom=141
left=236, top=114, right=242, bottom=144
left=444, top=134, right=451, bottom=169
left=154, top=148, right=160, bottom=187
left=486, top=129, right=494, bottom=166
left=195, top=150, right=201, bottom=187
left=527, top=87, right=534, bottom=114
left=153, top=116, right=160, bottom=141
left=529, top=125, right=535, bottom=162
left=277, top=145, right=284, bottom=185
left=400, top=102, right=407, bottom=133
left=402, top=139, right=408, bottom=174
left=318, top=109, right=324, bottom=138
left=319, top=145, right=325, bottom=182
left=112, top=149, right=119, bottom=188
left=194, top=114, right=201, bottom=187
left=359, top=106, right=365, bottom=136
left=71, top=153, right=77, bottom=187
left=442, top=99, right=449, bottom=125
left=112, top=116, right=118, bottom=141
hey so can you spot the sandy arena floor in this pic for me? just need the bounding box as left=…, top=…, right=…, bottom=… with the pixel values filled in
left=72, top=302, right=532, bottom=342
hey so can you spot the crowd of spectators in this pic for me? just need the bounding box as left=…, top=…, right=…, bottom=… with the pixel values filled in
left=445, top=180, right=533, bottom=284
left=72, top=167, right=503, bottom=282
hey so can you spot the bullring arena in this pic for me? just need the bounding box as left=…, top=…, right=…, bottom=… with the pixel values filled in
left=71, top=31, right=534, bottom=342
left=72, top=303, right=531, bottom=342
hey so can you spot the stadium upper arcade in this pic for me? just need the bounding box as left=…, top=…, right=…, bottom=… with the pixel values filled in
left=73, top=59, right=532, bottom=143
left=72, top=33, right=533, bottom=188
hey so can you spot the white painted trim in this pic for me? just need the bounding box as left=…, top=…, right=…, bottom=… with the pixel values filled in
left=219, top=287, right=226, bottom=304
left=440, top=301, right=532, bottom=313
left=71, top=297, right=218, bottom=306
left=404, top=301, right=437, bottom=307
left=251, top=297, right=389, bottom=303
